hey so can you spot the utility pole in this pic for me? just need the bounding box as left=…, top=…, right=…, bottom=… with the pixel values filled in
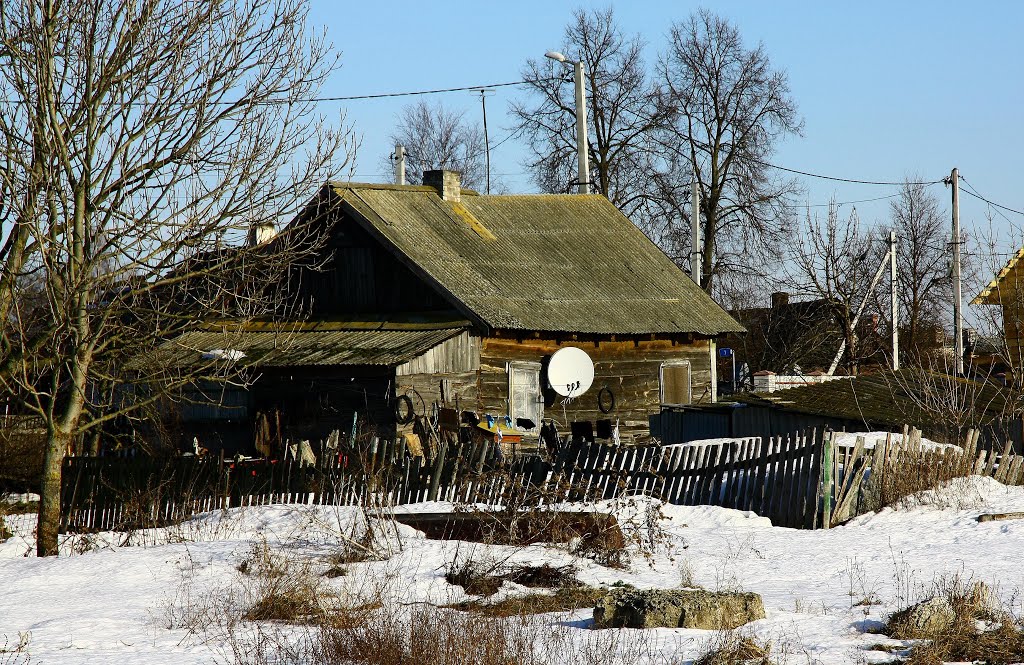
left=827, top=249, right=891, bottom=376
left=690, top=179, right=702, bottom=286
left=477, top=89, right=492, bottom=194
left=572, top=60, right=591, bottom=194
left=947, top=167, right=965, bottom=375
left=394, top=145, right=406, bottom=186
left=545, top=51, right=590, bottom=194
left=890, top=230, right=899, bottom=370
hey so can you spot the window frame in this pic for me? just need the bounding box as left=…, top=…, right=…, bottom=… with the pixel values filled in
left=659, top=360, right=693, bottom=407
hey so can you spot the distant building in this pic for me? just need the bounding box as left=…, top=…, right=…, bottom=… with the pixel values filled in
left=719, top=291, right=884, bottom=390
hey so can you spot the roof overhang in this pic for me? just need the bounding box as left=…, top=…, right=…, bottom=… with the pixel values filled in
left=973, top=246, right=1024, bottom=305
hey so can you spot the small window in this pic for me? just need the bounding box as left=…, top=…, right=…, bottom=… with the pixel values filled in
left=661, top=361, right=692, bottom=406
left=508, top=361, right=543, bottom=427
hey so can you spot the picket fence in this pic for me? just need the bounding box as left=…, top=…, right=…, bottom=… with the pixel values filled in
left=59, top=428, right=1024, bottom=534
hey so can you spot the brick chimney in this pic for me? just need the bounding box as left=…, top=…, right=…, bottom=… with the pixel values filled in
left=771, top=291, right=790, bottom=309
left=423, top=169, right=461, bottom=202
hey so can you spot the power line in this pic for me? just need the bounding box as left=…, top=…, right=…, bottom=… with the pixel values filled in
left=958, top=176, right=1024, bottom=217
left=957, top=175, right=1024, bottom=240
left=753, top=158, right=944, bottom=186
left=313, top=79, right=541, bottom=102
left=780, top=192, right=909, bottom=209
left=0, top=79, right=547, bottom=107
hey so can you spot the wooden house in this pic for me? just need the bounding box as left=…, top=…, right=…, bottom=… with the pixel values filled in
left=973, top=246, right=1024, bottom=377
left=158, top=170, right=743, bottom=453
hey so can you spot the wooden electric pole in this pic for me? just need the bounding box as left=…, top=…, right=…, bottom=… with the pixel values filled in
left=947, top=168, right=965, bottom=375
left=477, top=89, right=492, bottom=194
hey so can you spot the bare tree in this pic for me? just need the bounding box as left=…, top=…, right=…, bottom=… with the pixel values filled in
left=789, top=203, right=886, bottom=374
left=657, top=9, right=803, bottom=294
left=886, top=178, right=951, bottom=364
left=511, top=7, right=667, bottom=225
left=385, top=101, right=486, bottom=190
left=0, top=0, right=356, bottom=556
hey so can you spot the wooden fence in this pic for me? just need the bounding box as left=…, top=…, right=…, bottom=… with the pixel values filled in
left=59, top=428, right=1024, bottom=534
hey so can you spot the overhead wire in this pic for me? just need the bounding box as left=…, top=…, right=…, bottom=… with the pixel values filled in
left=751, top=157, right=944, bottom=186
left=0, top=79, right=551, bottom=106
left=958, top=176, right=1024, bottom=218
left=780, top=192, right=909, bottom=209
left=957, top=174, right=1024, bottom=240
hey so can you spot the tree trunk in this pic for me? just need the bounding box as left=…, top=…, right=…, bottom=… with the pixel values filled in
left=36, top=427, right=72, bottom=556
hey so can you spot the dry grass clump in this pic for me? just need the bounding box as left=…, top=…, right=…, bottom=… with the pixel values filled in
left=237, top=540, right=328, bottom=624
left=886, top=577, right=1024, bottom=665
left=444, top=551, right=587, bottom=598
left=504, top=563, right=579, bottom=588
left=444, top=550, right=505, bottom=596
left=0, top=632, right=32, bottom=665
left=693, top=630, right=775, bottom=665
left=314, top=606, right=537, bottom=665
left=450, top=586, right=607, bottom=618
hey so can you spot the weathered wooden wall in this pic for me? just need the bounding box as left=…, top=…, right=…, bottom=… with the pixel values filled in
left=477, top=334, right=714, bottom=441
left=293, top=213, right=456, bottom=316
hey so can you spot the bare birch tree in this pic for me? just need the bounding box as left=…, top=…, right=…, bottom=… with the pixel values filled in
left=0, top=0, right=356, bottom=556
left=657, top=9, right=803, bottom=294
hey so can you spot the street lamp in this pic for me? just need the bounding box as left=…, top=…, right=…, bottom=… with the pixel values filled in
left=545, top=50, right=590, bottom=194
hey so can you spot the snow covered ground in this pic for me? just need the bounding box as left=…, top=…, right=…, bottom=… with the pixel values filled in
left=669, top=431, right=957, bottom=452
left=2, top=476, right=1024, bottom=664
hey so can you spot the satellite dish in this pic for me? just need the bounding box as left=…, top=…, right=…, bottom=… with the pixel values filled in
left=547, top=347, right=595, bottom=397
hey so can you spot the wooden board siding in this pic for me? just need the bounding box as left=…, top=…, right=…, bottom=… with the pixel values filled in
left=477, top=335, right=714, bottom=441
left=396, top=331, right=480, bottom=376
left=292, top=215, right=455, bottom=316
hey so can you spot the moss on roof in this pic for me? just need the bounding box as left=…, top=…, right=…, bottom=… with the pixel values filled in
left=328, top=183, right=744, bottom=337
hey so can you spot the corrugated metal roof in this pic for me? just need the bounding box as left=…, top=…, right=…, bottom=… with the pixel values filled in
left=154, top=327, right=465, bottom=368
left=332, top=184, right=745, bottom=336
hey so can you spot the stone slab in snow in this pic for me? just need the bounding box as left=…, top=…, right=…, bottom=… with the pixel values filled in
left=593, top=588, right=766, bottom=629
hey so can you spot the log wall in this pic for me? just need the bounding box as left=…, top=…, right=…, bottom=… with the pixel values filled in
left=477, top=334, right=714, bottom=441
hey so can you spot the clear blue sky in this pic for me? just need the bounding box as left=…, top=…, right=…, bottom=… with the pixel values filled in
left=309, top=1, right=1024, bottom=278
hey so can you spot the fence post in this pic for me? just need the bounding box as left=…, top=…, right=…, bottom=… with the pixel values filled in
left=427, top=443, right=447, bottom=502
left=822, top=431, right=834, bottom=529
